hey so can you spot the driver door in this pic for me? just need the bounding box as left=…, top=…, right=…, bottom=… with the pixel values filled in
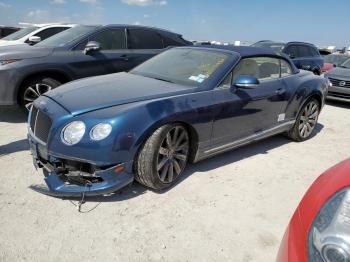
left=67, top=28, right=132, bottom=78
left=211, top=57, right=290, bottom=147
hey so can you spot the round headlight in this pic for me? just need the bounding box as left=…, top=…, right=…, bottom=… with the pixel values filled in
left=90, top=123, right=112, bottom=141
left=61, top=121, right=86, bottom=145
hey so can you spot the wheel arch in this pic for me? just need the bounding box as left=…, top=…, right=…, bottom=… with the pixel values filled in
left=297, top=91, right=323, bottom=118
left=16, top=70, right=73, bottom=103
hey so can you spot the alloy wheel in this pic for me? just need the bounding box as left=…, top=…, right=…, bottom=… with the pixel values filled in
left=23, top=83, right=52, bottom=111
left=156, top=126, right=189, bottom=183
left=298, top=101, right=319, bottom=138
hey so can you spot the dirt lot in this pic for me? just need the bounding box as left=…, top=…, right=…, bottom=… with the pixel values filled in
left=0, top=101, right=349, bottom=262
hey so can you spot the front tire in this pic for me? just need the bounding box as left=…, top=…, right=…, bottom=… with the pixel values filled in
left=19, top=77, right=61, bottom=112
left=287, top=98, right=320, bottom=142
left=135, top=124, right=190, bottom=190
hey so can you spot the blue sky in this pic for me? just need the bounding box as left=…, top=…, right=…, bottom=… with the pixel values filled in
left=0, top=0, right=348, bottom=47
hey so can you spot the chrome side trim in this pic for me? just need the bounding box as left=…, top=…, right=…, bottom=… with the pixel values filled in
left=204, top=120, right=295, bottom=155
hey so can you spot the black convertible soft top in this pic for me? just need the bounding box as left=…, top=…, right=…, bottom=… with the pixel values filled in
left=195, top=45, right=300, bottom=74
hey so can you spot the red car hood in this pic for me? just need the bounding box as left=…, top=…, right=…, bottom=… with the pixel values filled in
left=277, top=158, right=350, bottom=262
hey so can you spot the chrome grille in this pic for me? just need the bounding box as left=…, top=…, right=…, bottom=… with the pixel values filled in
left=329, top=77, right=350, bottom=88
left=29, top=106, right=52, bottom=143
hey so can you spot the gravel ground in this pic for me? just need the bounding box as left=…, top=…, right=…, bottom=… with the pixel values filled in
left=0, top=101, right=349, bottom=262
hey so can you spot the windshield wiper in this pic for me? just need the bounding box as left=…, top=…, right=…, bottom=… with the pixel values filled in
left=151, top=77, right=175, bottom=84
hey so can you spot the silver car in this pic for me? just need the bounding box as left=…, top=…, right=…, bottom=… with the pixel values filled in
left=326, top=57, right=350, bottom=102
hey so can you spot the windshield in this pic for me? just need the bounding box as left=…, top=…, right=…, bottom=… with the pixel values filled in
left=324, top=55, right=350, bottom=67
left=340, top=58, right=350, bottom=69
left=2, top=26, right=38, bottom=41
left=131, top=48, right=230, bottom=87
left=251, top=41, right=285, bottom=52
left=36, top=25, right=97, bottom=47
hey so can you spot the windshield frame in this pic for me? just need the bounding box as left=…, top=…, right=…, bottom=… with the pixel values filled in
left=2, top=26, right=39, bottom=41
left=130, top=47, right=233, bottom=88
left=35, top=25, right=99, bottom=48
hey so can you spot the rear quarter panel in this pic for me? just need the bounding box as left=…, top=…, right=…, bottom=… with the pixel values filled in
left=284, top=71, right=327, bottom=120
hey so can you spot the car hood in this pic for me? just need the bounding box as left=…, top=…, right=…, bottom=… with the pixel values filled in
left=0, top=45, right=53, bottom=60
left=45, top=72, right=194, bottom=116
left=327, top=67, right=350, bottom=80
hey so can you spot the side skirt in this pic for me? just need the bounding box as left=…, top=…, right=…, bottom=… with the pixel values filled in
left=193, top=120, right=295, bottom=163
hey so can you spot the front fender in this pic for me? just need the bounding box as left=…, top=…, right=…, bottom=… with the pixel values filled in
left=46, top=91, right=215, bottom=167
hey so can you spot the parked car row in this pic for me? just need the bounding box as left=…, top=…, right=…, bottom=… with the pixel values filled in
left=1, top=23, right=349, bottom=112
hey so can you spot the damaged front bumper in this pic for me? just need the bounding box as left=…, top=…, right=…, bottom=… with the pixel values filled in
left=28, top=134, right=134, bottom=198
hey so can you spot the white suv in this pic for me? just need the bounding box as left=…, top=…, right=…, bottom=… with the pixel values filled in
left=0, top=23, right=76, bottom=47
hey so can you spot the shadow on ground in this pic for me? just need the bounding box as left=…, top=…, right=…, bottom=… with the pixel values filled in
left=0, top=139, right=29, bottom=157
left=326, top=100, right=350, bottom=109
left=0, top=106, right=27, bottom=123
left=55, top=123, right=324, bottom=205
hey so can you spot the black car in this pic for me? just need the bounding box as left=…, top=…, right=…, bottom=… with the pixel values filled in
left=252, top=41, right=324, bottom=75
left=0, top=24, right=191, bottom=110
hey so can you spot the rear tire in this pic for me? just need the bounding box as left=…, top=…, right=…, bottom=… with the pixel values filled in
left=135, top=124, right=190, bottom=190
left=19, top=76, right=61, bottom=112
left=287, top=98, right=320, bottom=142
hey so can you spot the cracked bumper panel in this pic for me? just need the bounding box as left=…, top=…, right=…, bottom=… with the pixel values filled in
left=28, top=130, right=134, bottom=197
left=30, top=166, right=134, bottom=197
left=0, top=67, right=19, bottom=105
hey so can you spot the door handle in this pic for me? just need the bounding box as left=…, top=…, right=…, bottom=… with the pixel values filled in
left=276, top=88, right=286, bottom=96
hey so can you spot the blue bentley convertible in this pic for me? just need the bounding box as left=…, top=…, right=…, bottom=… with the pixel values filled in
left=28, top=46, right=328, bottom=197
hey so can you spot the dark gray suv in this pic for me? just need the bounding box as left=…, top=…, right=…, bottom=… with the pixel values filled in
left=0, top=24, right=191, bottom=110
left=252, top=41, right=324, bottom=75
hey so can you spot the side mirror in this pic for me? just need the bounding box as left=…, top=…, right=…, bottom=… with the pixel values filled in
left=28, top=36, right=41, bottom=45
left=83, top=41, right=101, bottom=55
left=233, top=75, right=260, bottom=90
left=333, top=64, right=337, bottom=68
